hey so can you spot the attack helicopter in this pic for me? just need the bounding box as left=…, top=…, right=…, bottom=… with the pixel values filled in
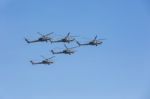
left=51, top=32, right=76, bottom=43
left=25, top=32, right=53, bottom=44
left=30, top=56, right=55, bottom=65
left=76, top=35, right=104, bottom=46
left=51, top=44, right=78, bottom=55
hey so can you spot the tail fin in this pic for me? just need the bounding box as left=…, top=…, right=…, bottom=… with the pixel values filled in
left=30, top=61, right=34, bottom=65
left=51, top=50, right=55, bottom=54
left=25, top=38, right=30, bottom=43
left=76, top=41, right=81, bottom=46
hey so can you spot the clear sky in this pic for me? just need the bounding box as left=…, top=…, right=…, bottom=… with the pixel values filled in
left=0, top=0, right=150, bottom=99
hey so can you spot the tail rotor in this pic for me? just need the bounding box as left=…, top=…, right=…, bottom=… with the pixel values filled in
left=25, top=38, right=30, bottom=43
left=51, top=50, right=55, bottom=54
left=30, top=61, right=34, bottom=65
left=76, top=41, right=81, bottom=46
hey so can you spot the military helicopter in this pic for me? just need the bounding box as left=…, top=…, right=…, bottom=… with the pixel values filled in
left=76, top=35, right=104, bottom=46
left=51, top=32, right=76, bottom=43
left=25, top=32, right=53, bottom=44
left=51, top=44, right=78, bottom=55
left=30, top=56, right=55, bottom=65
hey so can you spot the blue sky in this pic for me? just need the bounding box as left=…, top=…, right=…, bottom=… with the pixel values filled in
left=0, top=0, right=150, bottom=99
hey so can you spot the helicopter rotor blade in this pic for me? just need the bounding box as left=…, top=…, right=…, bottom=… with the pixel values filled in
left=69, top=36, right=79, bottom=40
left=37, top=32, right=44, bottom=36
left=98, top=38, right=106, bottom=40
left=49, top=56, right=55, bottom=59
left=70, top=35, right=79, bottom=37
left=94, top=35, right=98, bottom=40
left=40, top=55, right=46, bottom=59
left=65, top=32, right=70, bottom=38
left=44, top=32, right=54, bottom=36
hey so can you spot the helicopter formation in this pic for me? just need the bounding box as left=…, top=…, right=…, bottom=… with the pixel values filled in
left=25, top=32, right=104, bottom=65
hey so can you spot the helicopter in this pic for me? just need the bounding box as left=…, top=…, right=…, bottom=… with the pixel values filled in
left=30, top=56, right=55, bottom=65
left=76, top=35, right=104, bottom=46
left=25, top=32, right=53, bottom=44
left=51, top=32, right=76, bottom=43
left=51, top=44, right=78, bottom=55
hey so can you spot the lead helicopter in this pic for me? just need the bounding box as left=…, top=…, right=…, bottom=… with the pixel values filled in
left=76, top=35, right=104, bottom=46
left=25, top=32, right=53, bottom=44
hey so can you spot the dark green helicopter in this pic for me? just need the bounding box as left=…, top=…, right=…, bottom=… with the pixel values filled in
left=76, top=35, right=104, bottom=46
left=30, top=56, right=55, bottom=65
left=51, top=44, right=78, bottom=55
left=25, top=32, right=53, bottom=44
left=51, top=32, right=77, bottom=43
